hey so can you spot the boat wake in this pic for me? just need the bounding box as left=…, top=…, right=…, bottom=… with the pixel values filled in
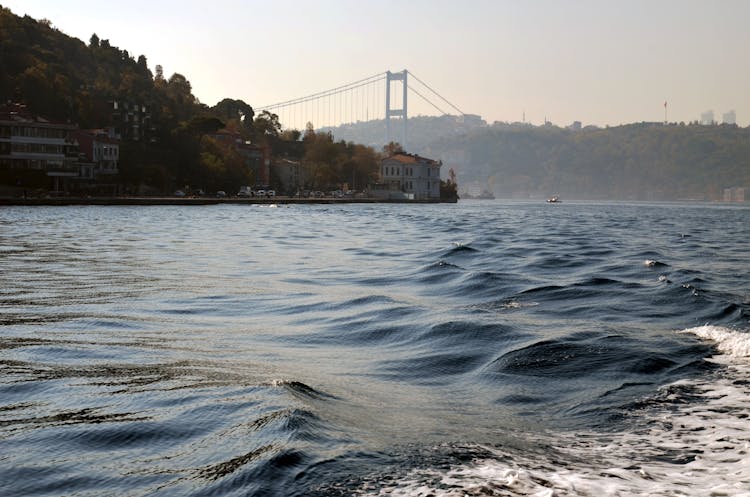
left=349, top=326, right=750, bottom=497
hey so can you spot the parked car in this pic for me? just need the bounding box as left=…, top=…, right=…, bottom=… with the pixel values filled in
left=238, top=186, right=252, bottom=197
left=216, top=190, right=227, bottom=197
left=267, top=189, right=276, bottom=197
left=173, top=190, right=186, bottom=197
left=255, top=189, right=266, bottom=197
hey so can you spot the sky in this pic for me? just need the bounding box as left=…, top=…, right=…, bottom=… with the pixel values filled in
left=3, top=0, right=750, bottom=127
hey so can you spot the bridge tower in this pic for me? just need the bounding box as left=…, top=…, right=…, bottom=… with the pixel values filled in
left=385, top=70, right=408, bottom=150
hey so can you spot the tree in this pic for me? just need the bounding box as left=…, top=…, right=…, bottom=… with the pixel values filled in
left=383, top=141, right=404, bottom=156
left=89, top=33, right=99, bottom=47
left=253, top=110, right=281, bottom=139
left=212, top=98, right=254, bottom=126
left=350, top=144, right=379, bottom=189
left=280, top=129, right=301, bottom=142
left=182, top=116, right=225, bottom=141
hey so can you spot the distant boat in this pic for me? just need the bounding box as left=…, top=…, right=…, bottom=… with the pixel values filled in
left=547, top=196, right=561, bottom=203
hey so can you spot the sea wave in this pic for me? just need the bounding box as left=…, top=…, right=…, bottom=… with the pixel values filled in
left=344, top=325, right=750, bottom=497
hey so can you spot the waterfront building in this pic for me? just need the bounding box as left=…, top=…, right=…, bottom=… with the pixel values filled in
left=723, top=187, right=746, bottom=202
left=72, top=129, right=120, bottom=178
left=379, top=152, right=441, bottom=200
left=275, top=158, right=306, bottom=194
left=0, top=103, right=79, bottom=189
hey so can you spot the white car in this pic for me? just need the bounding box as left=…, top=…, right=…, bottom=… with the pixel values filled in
left=267, top=189, right=276, bottom=197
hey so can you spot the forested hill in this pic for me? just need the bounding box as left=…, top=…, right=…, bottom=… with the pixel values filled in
left=428, top=122, right=750, bottom=201
left=1, top=7, right=279, bottom=192
left=326, top=116, right=750, bottom=201
left=0, top=6, right=209, bottom=130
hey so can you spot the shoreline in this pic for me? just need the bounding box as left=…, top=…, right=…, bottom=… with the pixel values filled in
left=0, top=196, right=455, bottom=206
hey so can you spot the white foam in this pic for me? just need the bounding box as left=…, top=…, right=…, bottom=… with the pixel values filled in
left=680, top=324, right=750, bottom=357
left=358, top=325, right=750, bottom=496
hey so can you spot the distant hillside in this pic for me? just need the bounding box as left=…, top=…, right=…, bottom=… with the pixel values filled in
left=321, top=114, right=487, bottom=152
left=325, top=116, right=750, bottom=201
left=432, top=122, right=750, bottom=201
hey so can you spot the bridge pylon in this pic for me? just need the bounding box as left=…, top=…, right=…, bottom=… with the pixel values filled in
left=385, top=70, right=408, bottom=151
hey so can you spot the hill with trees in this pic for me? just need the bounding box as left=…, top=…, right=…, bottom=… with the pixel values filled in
left=326, top=116, right=750, bottom=201
left=0, top=6, right=381, bottom=193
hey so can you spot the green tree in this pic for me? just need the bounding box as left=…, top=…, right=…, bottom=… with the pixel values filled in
left=253, top=110, right=281, bottom=138
left=212, top=98, right=254, bottom=128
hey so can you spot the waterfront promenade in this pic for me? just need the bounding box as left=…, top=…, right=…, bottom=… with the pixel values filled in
left=0, top=195, right=450, bottom=206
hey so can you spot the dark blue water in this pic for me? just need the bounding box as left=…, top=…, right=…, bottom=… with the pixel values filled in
left=1, top=201, right=749, bottom=496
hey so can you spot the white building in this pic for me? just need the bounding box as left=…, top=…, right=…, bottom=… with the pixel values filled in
left=379, top=152, right=441, bottom=200
left=722, top=110, right=736, bottom=125
left=0, top=103, right=77, bottom=173
left=0, top=103, right=80, bottom=191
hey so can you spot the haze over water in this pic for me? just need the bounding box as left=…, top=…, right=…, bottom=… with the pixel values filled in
left=1, top=201, right=749, bottom=496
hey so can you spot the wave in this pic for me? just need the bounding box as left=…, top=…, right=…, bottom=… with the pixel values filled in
left=680, top=324, right=750, bottom=357
left=337, top=325, right=750, bottom=497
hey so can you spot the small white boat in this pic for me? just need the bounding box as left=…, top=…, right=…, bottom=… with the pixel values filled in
left=547, top=196, right=561, bottom=203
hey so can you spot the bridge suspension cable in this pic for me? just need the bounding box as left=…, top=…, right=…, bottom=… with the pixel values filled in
left=406, top=70, right=465, bottom=116
left=256, top=72, right=386, bottom=113
left=254, top=69, right=465, bottom=140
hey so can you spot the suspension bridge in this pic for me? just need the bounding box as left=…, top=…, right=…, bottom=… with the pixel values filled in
left=256, top=70, right=465, bottom=149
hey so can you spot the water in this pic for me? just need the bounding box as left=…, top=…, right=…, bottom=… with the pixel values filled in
left=1, top=201, right=748, bottom=496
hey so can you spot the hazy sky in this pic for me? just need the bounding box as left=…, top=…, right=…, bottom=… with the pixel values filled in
left=4, top=0, right=749, bottom=127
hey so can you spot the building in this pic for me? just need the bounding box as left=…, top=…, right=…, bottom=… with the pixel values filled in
left=110, top=100, right=152, bottom=142
left=700, top=110, right=715, bottom=125
left=723, top=187, right=746, bottom=202
left=0, top=103, right=79, bottom=189
left=274, top=158, right=306, bottom=194
left=378, top=152, right=441, bottom=199
left=72, top=129, right=120, bottom=178
left=722, top=110, right=737, bottom=125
